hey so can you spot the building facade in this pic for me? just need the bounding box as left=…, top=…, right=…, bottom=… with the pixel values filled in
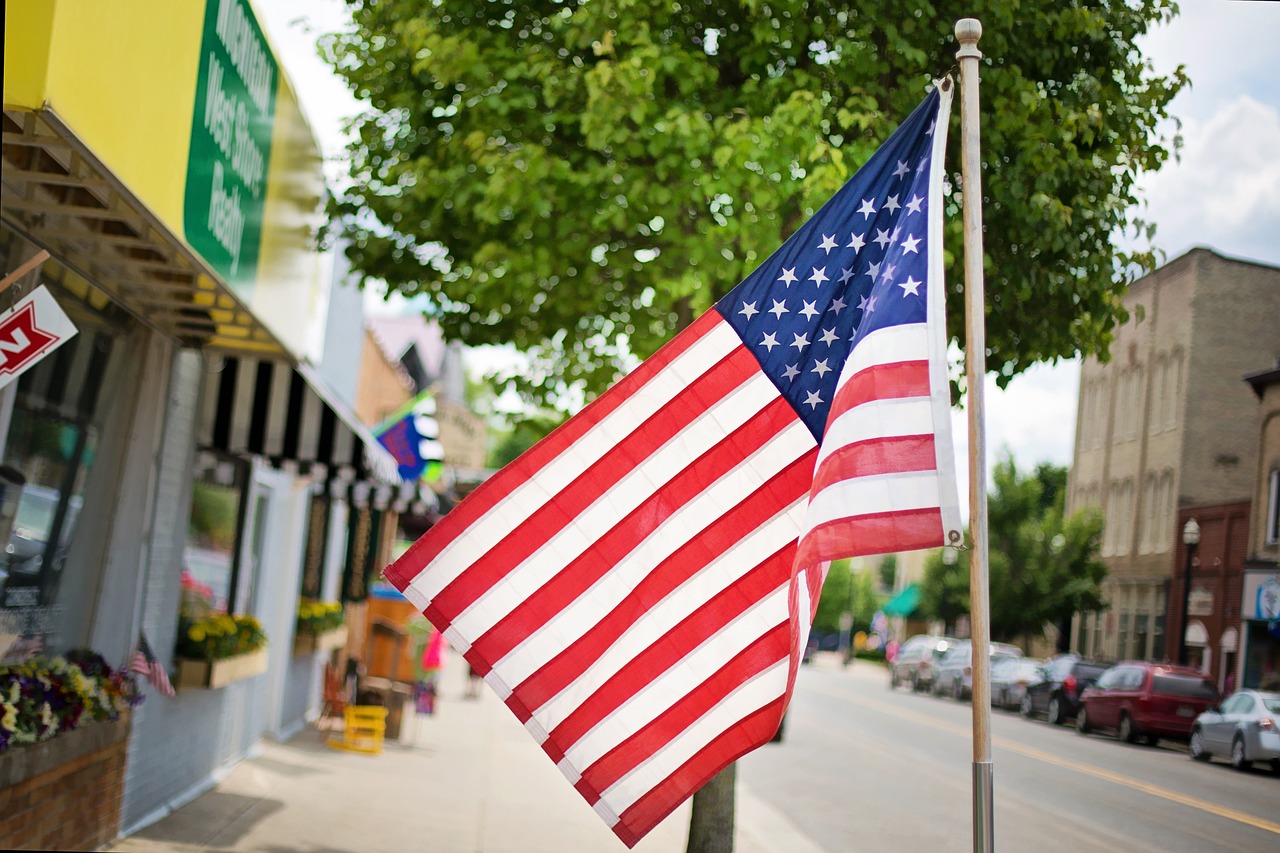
left=1241, top=364, right=1280, bottom=688
left=1066, top=249, right=1280, bottom=687
left=2, top=1, right=403, bottom=846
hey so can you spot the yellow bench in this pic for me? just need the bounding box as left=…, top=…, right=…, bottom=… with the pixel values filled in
left=326, top=705, right=388, bottom=755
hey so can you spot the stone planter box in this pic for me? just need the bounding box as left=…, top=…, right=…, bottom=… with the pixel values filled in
left=176, top=647, right=269, bottom=690
left=293, top=624, right=348, bottom=657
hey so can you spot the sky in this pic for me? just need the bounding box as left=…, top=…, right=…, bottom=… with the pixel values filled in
left=256, top=0, right=1280, bottom=494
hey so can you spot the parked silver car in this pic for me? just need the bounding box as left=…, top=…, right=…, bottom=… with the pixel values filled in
left=1189, top=689, right=1280, bottom=772
left=991, top=656, right=1044, bottom=710
left=932, top=641, right=1023, bottom=700
left=888, top=634, right=961, bottom=692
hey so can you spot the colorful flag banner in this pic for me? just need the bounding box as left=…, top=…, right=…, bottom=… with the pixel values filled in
left=375, top=391, right=445, bottom=482
left=385, top=83, right=960, bottom=846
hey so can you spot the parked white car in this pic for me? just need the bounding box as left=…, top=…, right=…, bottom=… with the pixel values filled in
left=1189, top=689, right=1280, bottom=772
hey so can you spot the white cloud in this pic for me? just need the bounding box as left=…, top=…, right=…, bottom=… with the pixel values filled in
left=1140, top=96, right=1280, bottom=264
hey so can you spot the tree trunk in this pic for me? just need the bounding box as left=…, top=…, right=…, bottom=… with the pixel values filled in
left=685, top=762, right=736, bottom=853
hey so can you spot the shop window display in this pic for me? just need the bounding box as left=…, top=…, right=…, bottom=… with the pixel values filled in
left=0, top=266, right=123, bottom=663
left=181, top=456, right=249, bottom=619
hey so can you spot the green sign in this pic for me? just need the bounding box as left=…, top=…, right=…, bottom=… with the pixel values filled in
left=184, top=0, right=277, bottom=290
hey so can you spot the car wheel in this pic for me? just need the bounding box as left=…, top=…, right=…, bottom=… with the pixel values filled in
left=1118, top=713, right=1138, bottom=744
left=1230, top=736, right=1251, bottom=771
left=1270, top=759, right=1280, bottom=775
left=1189, top=728, right=1210, bottom=761
left=1020, top=694, right=1033, bottom=718
left=1076, top=707, right=1091, bottom=735
left=1047, top=696, right=1063, bottom=726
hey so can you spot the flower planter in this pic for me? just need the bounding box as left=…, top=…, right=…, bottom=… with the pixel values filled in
left=293, top=624, right=348, bottom=657
left=176, top=647, right=269, bottom=690
left=0, top=713, right=130, bottom=788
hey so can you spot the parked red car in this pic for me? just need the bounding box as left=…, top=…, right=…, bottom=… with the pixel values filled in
left=1076, top=661, right=1220, bottom=745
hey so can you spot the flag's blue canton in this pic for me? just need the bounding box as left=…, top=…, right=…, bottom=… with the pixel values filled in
left=715, top=89, right=942, bottom=442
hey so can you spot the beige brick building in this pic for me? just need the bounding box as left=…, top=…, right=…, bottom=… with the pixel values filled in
left=1066, top=249, right=1280, bottom=674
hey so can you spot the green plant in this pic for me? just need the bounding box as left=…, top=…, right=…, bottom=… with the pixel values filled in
left=175, top=613, right=267, bottom=661
left=295, top=600, right=344, bottom=636
left=0, top=650, right=142, bottom=752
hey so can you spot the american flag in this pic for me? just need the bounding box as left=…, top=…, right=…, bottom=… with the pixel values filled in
left=131, top=631, right=175, bottom=697
left=385, top=84, right=961, bottom=846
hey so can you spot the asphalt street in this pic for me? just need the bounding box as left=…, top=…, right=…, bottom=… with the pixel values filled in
left=739, top=658, right=1279, bottom=852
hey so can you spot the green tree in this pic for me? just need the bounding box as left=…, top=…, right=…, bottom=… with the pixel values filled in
left=323, top=0, right=1184, bottom=412
left=920, top=456, right=1107, bottom=646
left=487, top=412, right=565, bottom=469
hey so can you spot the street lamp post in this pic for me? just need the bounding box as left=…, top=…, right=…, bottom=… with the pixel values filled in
left=1177, top=518, right=1200, bottom=666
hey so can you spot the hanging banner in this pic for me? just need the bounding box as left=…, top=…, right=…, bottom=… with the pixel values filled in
left=0, top=286, right=79, bottom=390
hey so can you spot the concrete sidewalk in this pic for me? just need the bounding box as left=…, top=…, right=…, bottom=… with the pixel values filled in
left=107, top=653, right=822, bottom=853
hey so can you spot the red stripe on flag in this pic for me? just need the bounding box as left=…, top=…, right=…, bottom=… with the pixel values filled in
left=612, top=698, right=786, bottom=847
left=502, top=451, right=814, bottom=719
left=810, top=434, right=937, bottom=495
left=427, top=346, right=763, bottom=618
left=384, top=310, right=726, bottom=589
left=576, top=621, right=790, bottom=800
left=796, top=507, right=945, bottom=565
left=546, top=554, right=793, bottom=753
left=468, top=397, right=798, bottom=669
left=827, top=359, right=930, bottom=421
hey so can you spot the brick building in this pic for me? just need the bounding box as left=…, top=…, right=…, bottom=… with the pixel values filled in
left=1066, top=249, right=1280, bottom=689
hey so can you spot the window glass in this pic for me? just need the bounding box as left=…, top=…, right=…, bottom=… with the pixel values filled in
left=1152, top=674, right=1218, bottom=700
left=181, top=456, right=247, bottom=617
left=1222, top=694, right=1250, bottom=714
left=0, top=248, right=125, bottom=662
left=1096, top=668, right=1121, bottom=689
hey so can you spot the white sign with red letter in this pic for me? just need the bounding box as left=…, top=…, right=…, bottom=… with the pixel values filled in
left=0, top=285, right=78, bottom=390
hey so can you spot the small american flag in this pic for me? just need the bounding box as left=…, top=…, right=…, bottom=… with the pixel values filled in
left=131, top=631, right=175, bottom=697
left=386, top=84, right=960, bottom=846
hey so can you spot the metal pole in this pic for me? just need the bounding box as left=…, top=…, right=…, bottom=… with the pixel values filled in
left=955, top=18, right=993, bottom=853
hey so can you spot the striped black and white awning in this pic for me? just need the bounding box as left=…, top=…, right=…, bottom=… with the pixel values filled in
left=197, top=356, right=400, bottom=485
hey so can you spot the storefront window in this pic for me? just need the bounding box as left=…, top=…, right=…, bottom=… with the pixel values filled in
left=0, top=255, right=124, bottom=661
left=182, top=456, right=248, bottom=618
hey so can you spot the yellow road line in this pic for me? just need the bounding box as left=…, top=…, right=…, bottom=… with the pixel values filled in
left=810, top=682, right=1280, bottom=836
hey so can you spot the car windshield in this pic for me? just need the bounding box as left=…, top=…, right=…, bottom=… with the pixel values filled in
left=1152, top=674, right=1218, bottom=700
left=1074, top=663, right=1108, bottom=680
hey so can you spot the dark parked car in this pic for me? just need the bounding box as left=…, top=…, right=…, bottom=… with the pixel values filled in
left=1076, top=662, right=1220, bottom=745
left=888, top=634, right=960, bottom=692
left=1020, top=654, right=1110, bottom=725
left=1189, top=689, right=1280, bottom=771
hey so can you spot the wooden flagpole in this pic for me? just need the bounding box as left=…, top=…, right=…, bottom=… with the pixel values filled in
left=955, top=18, right=994, bottom=853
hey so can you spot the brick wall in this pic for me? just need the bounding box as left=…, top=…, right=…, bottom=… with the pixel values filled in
left=1166, top=502, right=1250, bottom=688
left=0, top=718, right=129, bottom=851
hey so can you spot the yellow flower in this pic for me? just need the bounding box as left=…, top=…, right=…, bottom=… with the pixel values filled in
left=2, top=703, right=17, bottom=732
left=189, top=626, right=207, bottom=642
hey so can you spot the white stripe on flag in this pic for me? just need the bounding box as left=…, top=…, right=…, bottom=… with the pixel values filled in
left=407, top=322, right=743, bottom=603
left=818, top=397, right=936, bottom=467
left=599, top=658, right=789, bottom=816
left=558, top=584, right=790, bottom=771
left=492, top=440, right=811, bottom=695
left=804, top=469, right=944, bottom=532
left=523, top=499, right=806, bottom=727
left=450, top=371, right=787, bottom=642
